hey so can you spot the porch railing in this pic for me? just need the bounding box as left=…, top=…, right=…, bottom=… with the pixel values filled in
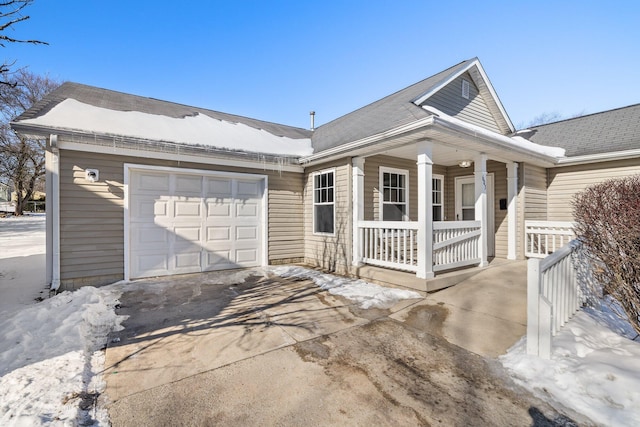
left=525, top=220, right=575, bottom=258
left=356, top=220, right=481, bottom=274
left=527, top=239, right=585, bottom=359
left=433, top=221, right=481, bottom=272
left=357, top=220, right=418, bottom=272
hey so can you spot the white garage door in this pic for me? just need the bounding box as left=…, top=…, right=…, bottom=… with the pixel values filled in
left=128, top=168, right=265, bottom=279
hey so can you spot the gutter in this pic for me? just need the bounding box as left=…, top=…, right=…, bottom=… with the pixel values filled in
left=552, top=148, right=640, bottom=167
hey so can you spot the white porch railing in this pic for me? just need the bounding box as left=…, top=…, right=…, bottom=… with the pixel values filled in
left=358, top=221, right=419, bottom=272
left=433, top=221, right=481, bottom=272
left=356, top=220, right=481, bottom=274
left=527, top=239, right=585, bottom=359
left=525, top=220, right=575, bottom=258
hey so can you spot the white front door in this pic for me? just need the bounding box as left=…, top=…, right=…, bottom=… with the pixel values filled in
left=128, top=167, right=265, bottom=279
left=455, top=175, right=495, bottom=256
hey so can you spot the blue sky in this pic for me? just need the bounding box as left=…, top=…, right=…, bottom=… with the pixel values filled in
left=5, top=0, right=639, bottom=129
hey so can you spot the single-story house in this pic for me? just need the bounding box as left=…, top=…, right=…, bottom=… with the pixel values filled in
left=11, top=58, right=640, bottom=291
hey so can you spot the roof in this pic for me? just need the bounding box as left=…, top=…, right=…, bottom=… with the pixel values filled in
left=15, top=82, right=312, bottom=141
left=521, top=103, right=640, bottom=157
left=311, top=58, right=514, bottom=153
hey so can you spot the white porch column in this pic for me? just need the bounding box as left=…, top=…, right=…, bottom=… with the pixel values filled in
left=475, top=153, right=489, bottom=267
left=506, top=162, right=519, bottom=260
left=417, top=141, right=434, bottom=279
left=352, top=157, right=365, bottom=267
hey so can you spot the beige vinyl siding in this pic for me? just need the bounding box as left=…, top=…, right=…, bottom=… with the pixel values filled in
left=423, top=72, right=502, bottom=134
left=58, top=147, right=304, bottom=285
left=548, top=159, right=640, bottom=221
left=303, top=159, right=351, bottom=273
left=445, top=161, right=508, bottom=258
left=363, top=155, right=446, bottom=221
left=522, top=164, right=547, bottom=221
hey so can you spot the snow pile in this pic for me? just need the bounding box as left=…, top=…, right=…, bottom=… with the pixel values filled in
left=0, top=286, right=125, bottom=426
left=501, top=305, right=640, bottom=427
left=271, top=266, right=421, bottom=309
left=422, top=105, right=566, bottom=158
left=19, top=98, right=313, bottom=157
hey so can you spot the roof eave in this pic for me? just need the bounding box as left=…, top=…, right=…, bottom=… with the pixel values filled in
left=552, top=149, right=640, bottom=167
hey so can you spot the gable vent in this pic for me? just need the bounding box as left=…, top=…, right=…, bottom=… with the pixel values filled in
left=461, top=79, right=470, bottom=99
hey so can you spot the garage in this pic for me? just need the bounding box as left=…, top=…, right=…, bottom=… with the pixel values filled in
left=126, top=166, right=266, bottom=279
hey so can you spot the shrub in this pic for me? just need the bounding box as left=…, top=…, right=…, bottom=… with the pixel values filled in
left=573, top=175, right=640, bottom=336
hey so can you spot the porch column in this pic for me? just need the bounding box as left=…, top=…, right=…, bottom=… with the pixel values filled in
left=417, top=141, right=434, bottom=279
left=352, top=157, right=365, bottom=267
left=475, top=153, right=489, bottom=267
left=506, top=162, right=519, bottom=260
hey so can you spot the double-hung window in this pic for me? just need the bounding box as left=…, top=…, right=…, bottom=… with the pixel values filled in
left=432, top=175, right=444, bottom=221
left=380, top=167, right=408, bottom=221
left=313, top=170, right=335, bottom=234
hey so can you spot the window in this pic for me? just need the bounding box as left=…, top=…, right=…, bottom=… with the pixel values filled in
left=380, top=167, right=408, bottom=221
left=313, top=170, right=334, bottom=234
left=432, top=175, right=444, bottom=221
left=461, top=78, right=470, bottom=100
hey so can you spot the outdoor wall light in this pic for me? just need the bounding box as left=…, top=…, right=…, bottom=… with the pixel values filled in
left=458, top=160, right=473, bottom=168
left=85, top=169, right=99, bottom=182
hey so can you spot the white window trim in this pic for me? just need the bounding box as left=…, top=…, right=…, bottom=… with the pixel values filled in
left=432, top=174, right=444, bottom=221
left=379, top=166, right=410, bottom=221
left=312, top=168, right=336, bottom=236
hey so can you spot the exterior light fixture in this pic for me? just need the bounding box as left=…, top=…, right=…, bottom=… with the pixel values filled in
left=458, top=160, right=473, bottom=168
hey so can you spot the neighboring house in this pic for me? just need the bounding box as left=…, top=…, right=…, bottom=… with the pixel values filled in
left=10, top=58, right=640, bottom=291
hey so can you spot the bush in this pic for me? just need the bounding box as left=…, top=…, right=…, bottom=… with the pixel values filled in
left=573, top=175, right=640, bottom=336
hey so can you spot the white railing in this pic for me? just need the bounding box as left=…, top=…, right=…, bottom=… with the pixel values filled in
left=527, top=239, right=585, bottom=359
left=433, top=221, right=481, bottom=272
left=525, top=220, right=575, bottom=258
left=358, top=221, right=419, bottom=272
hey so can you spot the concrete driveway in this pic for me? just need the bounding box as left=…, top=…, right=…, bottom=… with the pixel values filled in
left=104, top=266, right=582, bottom=426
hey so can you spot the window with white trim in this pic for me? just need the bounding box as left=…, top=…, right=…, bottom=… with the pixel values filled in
left=433, top=174, right=444, bottom=221
left=380, top=167, right=408, bottom=221
left=313, top=170, right=335, bottom=234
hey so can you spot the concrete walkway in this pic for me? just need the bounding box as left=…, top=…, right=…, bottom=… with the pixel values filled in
left=391, top=260, right=528, bottom=357
left=103, top=264, right=578, bottom=426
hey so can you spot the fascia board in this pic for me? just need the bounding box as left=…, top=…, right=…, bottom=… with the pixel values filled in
left=412, top=61, right=476, bottom=106
left=552, top=149, right=640, bottom=167
left=12, top=123, right=304, bottom=173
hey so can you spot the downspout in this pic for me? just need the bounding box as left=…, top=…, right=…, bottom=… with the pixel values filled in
left=48, top=134, right=61, bottom=292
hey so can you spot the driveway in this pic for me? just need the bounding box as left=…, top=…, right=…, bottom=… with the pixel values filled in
left=104, top=268, right=582, bottom=426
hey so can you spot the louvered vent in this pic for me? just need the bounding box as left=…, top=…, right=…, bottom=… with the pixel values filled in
left=462, top=79, right=470, bottom=99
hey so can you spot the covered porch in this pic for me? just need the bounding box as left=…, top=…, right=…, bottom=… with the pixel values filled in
left=344, top=117, right=553, bottom=281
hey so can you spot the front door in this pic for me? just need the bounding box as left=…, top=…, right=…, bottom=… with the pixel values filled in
left=455, top=175, right=495, bottom=257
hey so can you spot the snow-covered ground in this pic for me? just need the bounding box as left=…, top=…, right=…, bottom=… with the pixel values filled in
left=2, top=216, right=640, bottom=426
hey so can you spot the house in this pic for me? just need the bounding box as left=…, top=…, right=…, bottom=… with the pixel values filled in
left=10, top=58, right=640, bottom=291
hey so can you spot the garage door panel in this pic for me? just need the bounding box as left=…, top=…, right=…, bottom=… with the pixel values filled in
left=129, top=169, right=263, bottom=279
left=175, top=175, right=203, bottom=194
left=207, top=202, right=232, bottom=217
left=236, top=202, right=258, bottom=217
left=205, top=178, right=232, bottom=196
left=174, top=200, right=201, bottom=217
left=136, top=172, right=170, bottom=192
left=236, top=226, right=258, bottom=240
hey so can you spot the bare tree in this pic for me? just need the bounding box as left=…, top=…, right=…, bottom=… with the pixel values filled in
left=0, top=0, right=48, bottom=86
left=0, top=69, right=59, bottom=215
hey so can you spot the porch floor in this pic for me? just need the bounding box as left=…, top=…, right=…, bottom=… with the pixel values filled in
left=354, top=257, right=517, bottom=294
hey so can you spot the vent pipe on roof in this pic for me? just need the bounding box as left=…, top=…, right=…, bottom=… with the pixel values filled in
left=310, top=111, right=315, bottom=131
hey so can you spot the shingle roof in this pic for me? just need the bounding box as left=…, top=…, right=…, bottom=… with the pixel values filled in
left=15, top=82, right=312, bottom=140
left=522, top=104, right=640, bottom=157
left=311, top=59, right=477, bottom=152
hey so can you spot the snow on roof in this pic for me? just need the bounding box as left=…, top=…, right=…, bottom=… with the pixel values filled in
left=19, top=98, right=314, bottom=157
left=423, top=106, right=566, bottom=159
